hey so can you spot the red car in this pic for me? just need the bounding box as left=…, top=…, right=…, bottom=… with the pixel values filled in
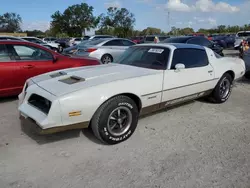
left=0, top=40, right=100, bottom=97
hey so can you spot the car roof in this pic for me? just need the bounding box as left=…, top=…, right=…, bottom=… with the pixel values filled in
left=0, top=40, right=57, bottom=51
left=136, top=43, right=206, bottom=50
left=21, top=37, right=39, bottom=39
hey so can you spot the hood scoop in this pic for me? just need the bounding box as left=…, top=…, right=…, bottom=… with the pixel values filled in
left=50, top=71, right=67, bottom=78
left=59, top=76, right=85, bottom=85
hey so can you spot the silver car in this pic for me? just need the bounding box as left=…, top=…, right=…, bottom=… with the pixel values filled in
left=74, top=38, right=135, bottom=64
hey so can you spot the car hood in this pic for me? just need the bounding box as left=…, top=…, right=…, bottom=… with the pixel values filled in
left=31, top=63, right=159, bottom=96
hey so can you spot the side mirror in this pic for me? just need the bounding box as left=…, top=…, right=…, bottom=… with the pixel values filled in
left=52, top=56, right=58, bottom=63
left=175, top=63, right=185, bottom=71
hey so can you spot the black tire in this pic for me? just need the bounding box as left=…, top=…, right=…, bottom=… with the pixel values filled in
left=91, top=95, right=139, bottom=145
left=101, top=54, right=113, bottom=64
left=244, top=72, right=250, bottom=79
left=210, top=73, right=233, bottom=103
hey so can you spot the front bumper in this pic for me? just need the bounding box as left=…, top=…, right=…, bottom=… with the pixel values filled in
left=18, top=83, right=91, bottom=135
left=20, top=115, right=89, bottom=134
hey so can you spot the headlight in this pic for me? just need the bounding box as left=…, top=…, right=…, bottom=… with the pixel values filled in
left=27, top=79, right=34, bottom=87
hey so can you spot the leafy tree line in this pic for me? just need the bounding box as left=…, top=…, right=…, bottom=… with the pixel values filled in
left=1, top=1, right=250, bottom=37
left=0, top=12, right=22, bottom=32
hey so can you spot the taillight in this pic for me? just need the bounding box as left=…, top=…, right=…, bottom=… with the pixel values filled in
left=86, top=48, right=97, bottom=52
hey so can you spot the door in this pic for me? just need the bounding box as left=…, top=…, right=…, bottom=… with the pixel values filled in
left=162, top=48, right=215, bottom=103
left=0, top=44, right=18, bottom=96
left=6, top=44, right=55, bottom=91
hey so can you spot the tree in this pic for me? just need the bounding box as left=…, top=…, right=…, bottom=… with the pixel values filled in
left=50, top=3, right=100, bottom=37
left=99, top=7, right=135, bottom=37
left=141, top=27, right=161, bottom=35
left=179, top=27, right=194, bottom=35
left=0, top=12, right=22, bottom=32
left=23, top=30, right=45, bottom=36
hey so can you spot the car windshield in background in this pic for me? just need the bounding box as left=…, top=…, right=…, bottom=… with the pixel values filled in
left=117, top=46, right=169, bottom=70
left=145, top=37, right=155, bottom=41
left=161, top=37, right=188, bottom=43
left=78, top=40, right=91, bottom=47
left=83, top=36, right=90, bottom=40
left=213, top=36, right=226, bottom=40
left=87, top=38, right=108, bottom=46
left=159, top=37, right=168, bottom=41
left=237, top=32, right=250, bottom=37
left=131, top=37, right=143, bottom=40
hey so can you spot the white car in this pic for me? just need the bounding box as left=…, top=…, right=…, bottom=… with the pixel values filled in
left=234, top=31, right=250, bottom=49
left=18, top=44, right=245, bottom=144
left=69, top=37, right=83, bottom=46
left=21, top=37, right=60, bottom=51
left=42, top=37, right=60, bottom=49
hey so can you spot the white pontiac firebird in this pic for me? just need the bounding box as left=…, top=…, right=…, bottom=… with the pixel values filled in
left=18, top=43, right=245, bottom=144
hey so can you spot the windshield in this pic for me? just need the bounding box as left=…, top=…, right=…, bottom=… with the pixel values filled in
left=237, top=32, right=250, bottom=37
left=161, top=37, right=188, bottom=43
left=117, top=46, right=169, bottom=70
left=77, top=40, right=91, bottom=47
left=24, top=38, right=46, bottom=44
left=145, top=37, right=155, bottom=41
left=159, top=36, right=168, bottom=41
left=86, top=38, right=108, bottom=46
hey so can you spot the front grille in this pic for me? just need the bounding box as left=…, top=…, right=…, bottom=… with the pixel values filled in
left=28, top=94, right=51, bottom=114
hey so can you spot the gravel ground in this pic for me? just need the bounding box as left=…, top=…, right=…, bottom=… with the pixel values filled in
left=0, top=80, right=250, bottom=188
left=1, top=50, right=250, bottom=188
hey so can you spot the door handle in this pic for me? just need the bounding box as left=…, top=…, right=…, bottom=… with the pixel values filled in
left=23, top=65, right=34, bottom=69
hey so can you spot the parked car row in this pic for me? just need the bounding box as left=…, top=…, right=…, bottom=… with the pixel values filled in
left=62, top=36, right=224, bottom=64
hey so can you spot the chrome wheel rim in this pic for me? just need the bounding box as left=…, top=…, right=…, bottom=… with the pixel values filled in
left=219, top=78, right=231, bottom=98
left=107, top=106, right=132, bottom=136
left=102, top=56, right=112, bottom=64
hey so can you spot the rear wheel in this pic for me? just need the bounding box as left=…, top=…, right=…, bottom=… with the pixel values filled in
left=210, top=73, right=233, bottom=103
left=101, top=54, right=113, bottom=64
left=91, top=95, right=139, bottom=145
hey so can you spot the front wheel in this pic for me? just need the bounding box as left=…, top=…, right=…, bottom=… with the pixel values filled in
left=210, top=73, right=233, bottom=103
left=91, top=95, right=139, bottom=145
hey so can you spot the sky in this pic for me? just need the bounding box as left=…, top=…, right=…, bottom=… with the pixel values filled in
left=0, top=0, right=250, bottom=32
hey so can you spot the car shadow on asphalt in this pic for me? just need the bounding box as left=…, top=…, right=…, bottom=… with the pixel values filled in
left=236, top=77, right=250, bottom=84
left=0, top=96, right=18, bottom=103
left=20, top=119, right=81, bottom=145
left=82, top=128, right=106, bottom=145
left=20, top=118, right=105, bottom=145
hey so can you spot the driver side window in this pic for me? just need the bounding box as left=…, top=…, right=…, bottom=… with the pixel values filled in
left=171, top=48, right=209, bottom=69
left=9, top=45, right=53, bottom=61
